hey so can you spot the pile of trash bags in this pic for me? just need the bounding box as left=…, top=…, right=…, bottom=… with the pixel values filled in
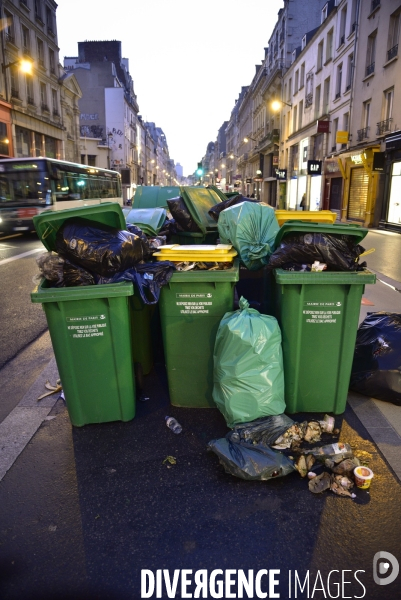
left=208, top=412, right=363, bottom=498
left=350, top=312, right=401, bottom=405
left=36, top=217, right=176, bottom=304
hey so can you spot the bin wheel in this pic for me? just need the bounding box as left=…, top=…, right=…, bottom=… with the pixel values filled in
left=134, top=362, right=144, bottom=392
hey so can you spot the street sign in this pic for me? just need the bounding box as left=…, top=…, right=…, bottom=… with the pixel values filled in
left=307, top=160, right=322, bottom=175
left=317, top=120, right=330, bottom=133
left=275, top=168, right=287, bottom=180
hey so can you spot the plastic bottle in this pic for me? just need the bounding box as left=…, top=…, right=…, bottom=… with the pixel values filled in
left=306, top=442, right=353, bottom=462
left=165, top=416, right=182, bottom=434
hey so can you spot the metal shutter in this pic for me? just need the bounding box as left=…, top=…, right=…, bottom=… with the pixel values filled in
left=348, top=167, right=369, bottom=220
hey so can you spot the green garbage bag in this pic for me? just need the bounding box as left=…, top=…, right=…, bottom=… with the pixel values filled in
left=217, top=201, right=279, bottom=270
left=213, top=297, right=286, bottom=427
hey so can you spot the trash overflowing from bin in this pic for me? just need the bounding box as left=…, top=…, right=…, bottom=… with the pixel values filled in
left=267, top=222, right=374, bottom=273
left=217, top=202, right=280, bottom=270
left=349, top=312, right=401, bottom=405
left=208, top=194, right=261, bottom=222
left=213, top=297, right=285, bottom=427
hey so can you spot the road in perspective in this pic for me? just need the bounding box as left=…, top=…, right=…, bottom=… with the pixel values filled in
left=1, top=0, right=401, bottom=599
left=0, top=223, right=401, bottom=600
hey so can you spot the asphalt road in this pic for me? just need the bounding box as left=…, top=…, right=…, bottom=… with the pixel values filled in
left=0, top=233, right=48, bottom=369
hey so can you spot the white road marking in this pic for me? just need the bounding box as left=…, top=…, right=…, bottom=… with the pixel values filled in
left=0, top=247, right=43, bottom=266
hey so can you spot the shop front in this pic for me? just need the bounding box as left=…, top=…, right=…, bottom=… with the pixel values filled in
left=326, top=146, right=379, bottom=227
left=379, top=130, right=401, bottom=233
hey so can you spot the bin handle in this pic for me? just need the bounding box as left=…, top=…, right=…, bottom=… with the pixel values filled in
left=41, top=223, right=58, bottom=240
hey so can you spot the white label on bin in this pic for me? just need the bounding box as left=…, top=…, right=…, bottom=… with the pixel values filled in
left=175, top=292, right=212, bottom=314
left=302, top=301, right=342, bottom=324
left=66, top=315, right=107, bottom=338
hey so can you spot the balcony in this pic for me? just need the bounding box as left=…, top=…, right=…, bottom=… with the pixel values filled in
left=5, top=33, right=15, bottom=45
left=11, top=88, right=19, bottom=99
left=376, top=118, right=392, bottom=136
left=365, top=62, right=375, bottom=77
left=335, top=92, right=341, bottom=100
left=53, top=109, right=59, bottom=117
left=27, top=95, right=35, bottom=105
left=387, top=44, right=398, bottom=62
left=339, top=34, right=345, bottom=46
left=357, top=127, right=370, bottom=141
left=41, top=103, right=50, bottom=112
left=23, top=46, right=31, bottom=57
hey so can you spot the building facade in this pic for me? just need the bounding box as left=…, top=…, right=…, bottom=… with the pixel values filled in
left=0, top=0, right=75, bottom=161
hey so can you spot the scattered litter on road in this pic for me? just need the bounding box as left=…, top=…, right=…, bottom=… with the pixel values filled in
left=37, top=379, right=62, bottom=401
left=165, top=416, right=182, bottom=434
left=163, top=456, right=177, bottom=467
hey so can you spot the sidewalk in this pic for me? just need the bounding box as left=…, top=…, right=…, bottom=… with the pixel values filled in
left=0, top=228, right=401, bottom=600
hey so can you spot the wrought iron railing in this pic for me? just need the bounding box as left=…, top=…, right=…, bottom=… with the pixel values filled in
left=365, top=62, right=375, bottom=77
left=376, top=118, right=392, bottom=135
left=387, top=44, right=398, bottom=61
left=357, top=127, right=370, bottom=141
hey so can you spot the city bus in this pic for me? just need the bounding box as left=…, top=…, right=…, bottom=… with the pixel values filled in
left=0, top=157, right=123, bottom=233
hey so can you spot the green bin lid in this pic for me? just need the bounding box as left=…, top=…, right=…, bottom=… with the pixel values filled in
left=274, top=220, right=368, bottom=249
left=33, top=202, right=126, bottom=253
left=125, top=207, right=167, bottom=235
left=132, top=186, right=180, bottom=209
left=180, top=186, right=222, bottom=233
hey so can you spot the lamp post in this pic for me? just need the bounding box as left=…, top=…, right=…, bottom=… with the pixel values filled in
left=107, top=132, right=113, bottom=169
left=1, top=58, right=33, bottom=103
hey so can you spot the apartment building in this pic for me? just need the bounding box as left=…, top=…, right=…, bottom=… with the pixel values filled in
left=64, top=41, right=141, bottom=201
left=0, top=0, right=79, bottom=160
left=349, top=0, right=401, bottom=230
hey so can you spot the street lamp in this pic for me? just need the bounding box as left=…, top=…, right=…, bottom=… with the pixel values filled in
left=107, top=132, right=113, bottom=169
left=2, top=58, right=33, bottom=102
left=271, top=99, right=292, bottom=111
left=243, top=136, right=257, bottom=143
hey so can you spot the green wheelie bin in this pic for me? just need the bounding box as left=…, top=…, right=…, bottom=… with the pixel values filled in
left=31, top=203, right=136, bottom=426
left=159, top=260, right=239, bottom=408
left=271, top=222, right=376, bottom=414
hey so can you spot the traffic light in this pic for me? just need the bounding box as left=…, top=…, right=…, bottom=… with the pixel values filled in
left=196, top=162, right=203, bottom=176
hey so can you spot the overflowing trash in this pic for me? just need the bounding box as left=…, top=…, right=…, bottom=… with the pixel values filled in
left=167, top=196, right=201, bottom=233
left=55, top=217, right=151, bottom=276
left=207, top=438, right=296, bottom=481
left=349, top=312, right=401, bottom=405
left=213, top=297, right=285, bottom=427
left=208, top=194, right=260, bottom=222
left=267, top=232, right=368, bottom=272
left=217, top=202, right=280, bottom=270
left=208, top=411, right=370, bottom=498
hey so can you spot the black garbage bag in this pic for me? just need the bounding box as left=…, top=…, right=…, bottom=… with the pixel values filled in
left=62, top=259, right=96, bottom=286
left=55, top=217, right=150, bottom=277
left=97, top=261, right=176, bottom=305
left=208, top=194, right=261, bottom=222
left=36, top=252, right=96, bottom=287
left=167, top=196, right=201, bottom=232
left=267, top=232, right=366, bottom=271
left=349, top=312, right=401, bottom=405
left=227, top=414, right=295, bottom=446
left=207, top=438, right=295, bottom=481
left=158, top=218, right=184, bottom=241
